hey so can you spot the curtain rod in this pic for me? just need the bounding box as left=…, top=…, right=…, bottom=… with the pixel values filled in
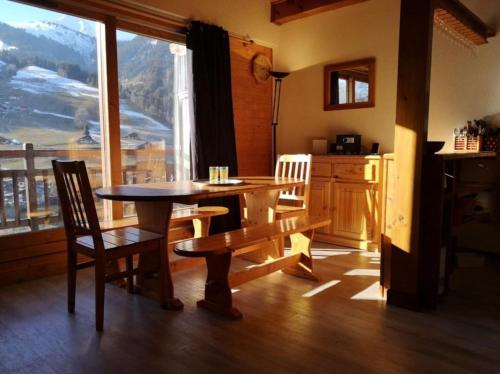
left=184, top=21, right=254, bottom=44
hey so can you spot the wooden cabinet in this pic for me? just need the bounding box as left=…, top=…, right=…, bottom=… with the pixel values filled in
left=309, top=179, right=332, bottom=234
left=310, top=156, right=382, bottom=250
left=332, top=182, right=375, bottom=241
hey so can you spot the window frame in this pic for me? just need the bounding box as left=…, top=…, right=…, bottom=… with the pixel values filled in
left=0, top=0, right=188, bottom=243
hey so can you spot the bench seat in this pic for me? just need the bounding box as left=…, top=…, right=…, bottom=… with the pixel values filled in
left=174, top=215, right=330, bottom=319
left=175, top=215, right=329, bottom=257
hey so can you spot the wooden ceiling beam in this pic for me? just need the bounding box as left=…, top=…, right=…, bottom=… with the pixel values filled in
left=435, top=0, right=495, bottom=43
left=271, top=0, right=369, bottom=25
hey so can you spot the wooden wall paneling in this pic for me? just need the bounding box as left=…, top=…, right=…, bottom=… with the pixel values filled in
left=230, top=38, right=273, bottom=176
left=0, top=252, right=68, bottom=286
left=385, top=0, right=435, bottom=310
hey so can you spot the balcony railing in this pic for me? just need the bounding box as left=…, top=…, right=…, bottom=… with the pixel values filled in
left=0, top=143, right=174, bottom=235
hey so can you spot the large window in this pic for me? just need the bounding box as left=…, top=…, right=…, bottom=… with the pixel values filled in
left=0, top=0, right=192, bottom=235
left=117, top=30, right=192, bottom=216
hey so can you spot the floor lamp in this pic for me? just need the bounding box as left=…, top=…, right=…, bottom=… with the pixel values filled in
left=270, top=71, right=289, bottom=169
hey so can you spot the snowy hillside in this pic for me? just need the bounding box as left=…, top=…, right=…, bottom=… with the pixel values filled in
left=2, top=65, right=171, bottom=148
left=7, top=20, right=95, bottom=63
left=11, top=65, right=98, bottom=97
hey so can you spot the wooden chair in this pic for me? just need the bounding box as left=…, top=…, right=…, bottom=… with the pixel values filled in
left=275, top=154, right=312, bottom=219
left=52, top=160, right=172, bottom=331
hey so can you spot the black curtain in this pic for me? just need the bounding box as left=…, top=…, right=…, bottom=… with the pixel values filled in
left=187, top=21, right=241, bottom=234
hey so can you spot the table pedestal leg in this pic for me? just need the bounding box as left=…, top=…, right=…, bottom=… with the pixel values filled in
left=135, top=201, right=183, bottom=310
left=197, top=252, right=242, bottom=319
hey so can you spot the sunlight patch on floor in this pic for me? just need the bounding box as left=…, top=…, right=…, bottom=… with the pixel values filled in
left=351, top=282, right=385, bottom=301
left=302, top=280, right=341, bottom=298
left=344, top=269, right=380, bottom=276
left=312, top=249, right=353, bottom=259
left=360, top=251, right=380, bottom=258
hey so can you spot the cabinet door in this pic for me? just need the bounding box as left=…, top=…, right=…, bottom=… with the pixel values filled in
left=332, top=182, right=375, bottom=241
left=309, top=179, right=332, bottom=234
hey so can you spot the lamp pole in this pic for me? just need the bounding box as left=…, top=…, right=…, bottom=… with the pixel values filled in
left=270, top=71, right=289, bottom=170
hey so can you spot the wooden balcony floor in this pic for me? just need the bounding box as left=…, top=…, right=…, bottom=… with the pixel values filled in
left=0, top=243, right=499, bottom=373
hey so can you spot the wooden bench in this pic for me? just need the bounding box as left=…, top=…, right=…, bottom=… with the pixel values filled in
left=174, top=215, right=331, bottom=319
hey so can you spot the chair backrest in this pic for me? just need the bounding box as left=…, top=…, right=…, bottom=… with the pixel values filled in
left=52, top=160, right=102, bottom=247
left=275, top=154, right=312, bottom=209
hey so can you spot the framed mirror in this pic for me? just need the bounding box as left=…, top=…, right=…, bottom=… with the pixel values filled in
left=324, top=58, right=375, bottom=111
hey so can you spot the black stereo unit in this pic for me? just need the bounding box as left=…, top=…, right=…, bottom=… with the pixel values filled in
left=335, top=134, right=361, bottom=154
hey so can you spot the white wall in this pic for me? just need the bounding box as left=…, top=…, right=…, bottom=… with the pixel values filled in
left=274, top=0, right=401, bottom=155
left=429, top=1, right=500, bottom=151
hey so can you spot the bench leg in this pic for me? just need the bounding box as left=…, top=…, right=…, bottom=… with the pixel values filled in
left=193, top=217, right=210, bottom=238
left=197, top=252, right=242, bottom=320
left=239, top=190, right=281, bottom=263
left=282, top=229, right=321, bottom=282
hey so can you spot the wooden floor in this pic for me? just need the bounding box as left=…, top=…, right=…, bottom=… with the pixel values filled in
left=0, top=243, right=499, bottom=373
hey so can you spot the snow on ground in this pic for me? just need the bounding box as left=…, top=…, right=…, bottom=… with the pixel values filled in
left=0, top=40, right=17, bottom=51
left=120, top=108, right=169, bottom=130
left=10, top=66, right=99, bottom=98
left=33, top=109, right=75, bottom=120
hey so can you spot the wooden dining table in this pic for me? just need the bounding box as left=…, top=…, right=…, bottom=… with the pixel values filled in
left=96, top=177, right=304, bottom=309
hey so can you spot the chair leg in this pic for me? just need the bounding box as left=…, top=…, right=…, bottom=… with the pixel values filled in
left=95, top=258, right=106, bottom=332
left=126, top=256, right=134, bottom=294
left=67, top=248, right=77, bottom=314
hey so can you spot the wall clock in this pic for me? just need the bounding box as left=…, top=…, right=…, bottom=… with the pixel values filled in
left=252, top=53, right=272, bottom=82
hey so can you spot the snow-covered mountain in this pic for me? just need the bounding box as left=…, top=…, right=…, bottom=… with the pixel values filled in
left=56, top=16, right=96, bottom=38
left=7, top=19, right=96, bottom=63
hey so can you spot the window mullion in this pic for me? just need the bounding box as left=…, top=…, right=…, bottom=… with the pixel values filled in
left=97, top=17, right=123, bottom=221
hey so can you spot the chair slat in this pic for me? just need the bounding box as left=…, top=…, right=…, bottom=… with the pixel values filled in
left=275, top=154, right=312, bottom=213
left=62, top=172, right=82, bottom=228
left=69, top=173, right=87, bottom=229
left=105, top=227, right=162, bottom=243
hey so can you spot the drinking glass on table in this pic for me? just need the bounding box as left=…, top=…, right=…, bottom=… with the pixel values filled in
left=209, top=166, right=219, bottom=183
left=219, top=166, right=229, bottom=183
